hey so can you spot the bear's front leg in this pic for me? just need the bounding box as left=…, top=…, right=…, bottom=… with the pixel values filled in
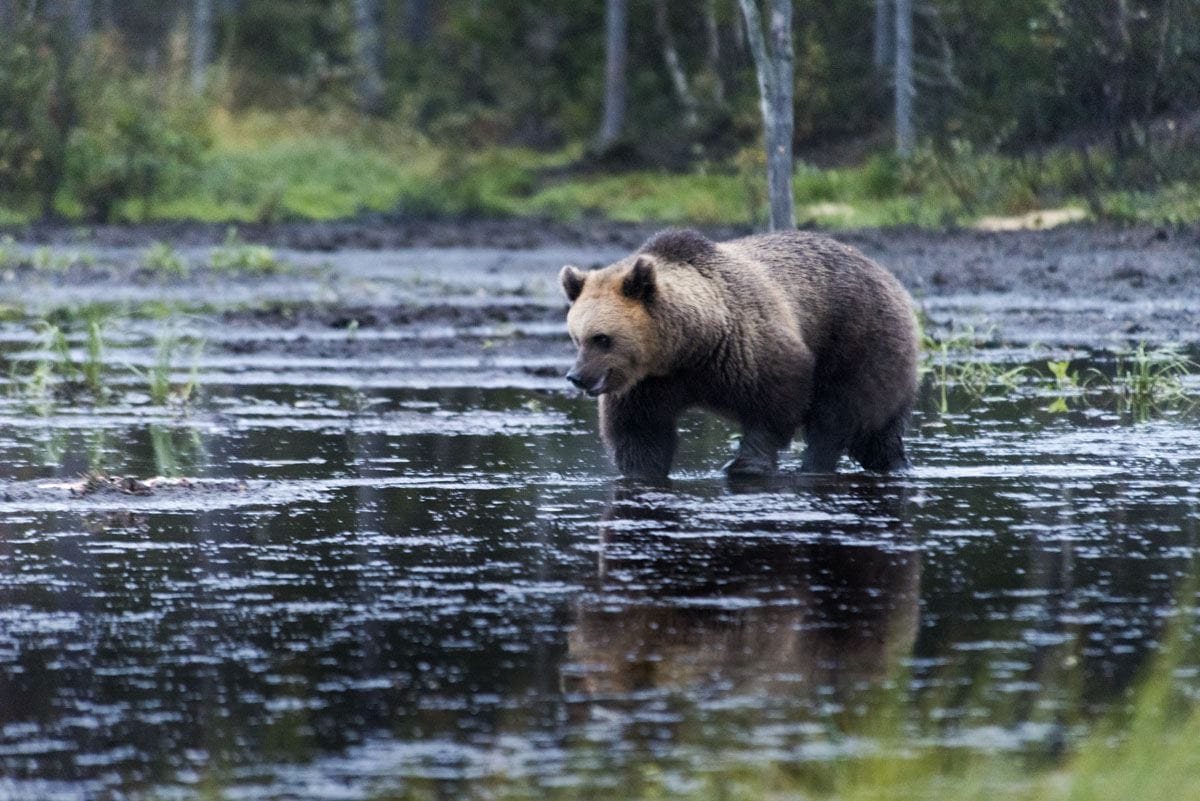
left=599, top=386, right=681, bottom=480
left=723, top=425, right=790, bottom=477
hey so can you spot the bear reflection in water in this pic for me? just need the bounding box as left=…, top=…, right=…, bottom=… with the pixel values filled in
left=566, top=480, right=921, bottom=700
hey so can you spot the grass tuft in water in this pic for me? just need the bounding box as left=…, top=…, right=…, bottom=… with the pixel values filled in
left=147, top=334, right=203, bottom=407
left=210, top=227, right=284, bottom=274
left=142, top=241, right=190, bottom=276
left=1112, top=343, right=1193, bottom=420
left=10, top=315, right=204, bottom=412
left=920, top=323, right=1026, bottom=413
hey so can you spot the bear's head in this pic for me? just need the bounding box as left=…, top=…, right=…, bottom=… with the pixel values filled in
left=560, top=256, right=662, bottom=397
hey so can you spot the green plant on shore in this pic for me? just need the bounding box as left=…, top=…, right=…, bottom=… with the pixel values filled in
left=142, top=241, right=189, bottom=276
left=209, top=227, right=283, bottom=274
left=0, top=235, right=20, bottom=270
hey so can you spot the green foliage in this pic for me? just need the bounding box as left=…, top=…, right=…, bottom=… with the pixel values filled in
left=8, top=317, right=106, bottom=412
left=143, top=334, right=202, bottom=407
left=1112, top=343, right=1193, bottom=419
left=0, top=15, right=75, bottom=216
left=209, top=228, right=283, bottom=273
left=10, top=313, right=204, bottom=413
left=2, top=0, right=1200, bottom=228
left=920, top=324, right=1026, bottom=413
left=142, top=242, right=189, bottom=276
left=65, top=75, right=209, bottom=222
left=226, top=0, right=355, bottom=107
left=0, top=236, right=21, bottom=270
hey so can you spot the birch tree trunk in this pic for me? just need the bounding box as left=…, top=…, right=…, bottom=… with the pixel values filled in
left=0, top=1, right=14, bottom=45
left=873, top=0, right=892, bottom=72
left=654, top=0, right=699, bottom=128
left=738, top=0, right=795, bottom=231
left=704, top=0, right=725, bottom=106
left=894, top=0, right=915, bottom=155
left=190, top=0, right=213, bottom=92
left=69, top=0, right=93, bottom=43
left=404, top=0, right=431, bottom=47
left=353, top=0, right=385, bottom=113
left=596, top=0, right=628, bottom=150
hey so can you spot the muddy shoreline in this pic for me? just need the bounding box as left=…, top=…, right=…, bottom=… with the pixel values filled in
left=6, top=217, right=1199, bottom=300
left=1, top=218, right=1198, bottom=346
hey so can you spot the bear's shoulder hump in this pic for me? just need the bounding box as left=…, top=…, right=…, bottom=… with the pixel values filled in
left=639, top=228, right=717, bottom=266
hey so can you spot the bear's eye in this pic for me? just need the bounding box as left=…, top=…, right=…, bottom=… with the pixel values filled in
left=590, top=333, right=612, bottom=350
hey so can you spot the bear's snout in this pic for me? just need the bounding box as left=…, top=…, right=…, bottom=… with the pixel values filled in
left=566, top=366, right=608, bottom=396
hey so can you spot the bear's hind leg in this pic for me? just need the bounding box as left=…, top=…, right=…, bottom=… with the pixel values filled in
left=723, top=425, right=790, bottom=477
left=799, top=426, right=845, bottom=473
left=849, top=413, right=910, bottom=473
left=799, top=399, right=848, bottom=473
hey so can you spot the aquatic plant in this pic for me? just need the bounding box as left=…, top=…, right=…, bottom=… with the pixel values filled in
left=921, top=324, right=1025, bottom=413
left=141, top=333, right=203, bottom=406
left=149, top=425, right=206, bottom=477
left=9, top=321, right=79, bottom=414
left=210, top=227, right=283, bottom=274
left=1112, top=343, right=1192, bottom=419
left=83, top=319, right=106, bottom=397
left=1042, top=358, right=1096, bottom=413
left=31, top=247, right=73, bottom=271
left=11, top=316, right=204, bottom=412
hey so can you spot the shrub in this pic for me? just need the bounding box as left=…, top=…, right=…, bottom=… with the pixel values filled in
left=65, top=76, right=209, bottom=222
left=0, top=17, right=75, bottom=216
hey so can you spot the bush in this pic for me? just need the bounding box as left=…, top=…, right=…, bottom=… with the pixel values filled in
left=0, top=18, right=75, bottom=216
left=65, top=76, right=209, bottom=222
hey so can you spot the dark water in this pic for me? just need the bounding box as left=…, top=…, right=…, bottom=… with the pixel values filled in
left=0, top=318, right=1197, bottom=801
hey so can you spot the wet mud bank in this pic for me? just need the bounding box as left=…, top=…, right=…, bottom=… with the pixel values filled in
left=1, top=220, right=1198, bottom=346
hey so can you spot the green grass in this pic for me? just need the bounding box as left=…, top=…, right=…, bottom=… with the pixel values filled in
left=2, top=109, right=1199, bottom=228
left=209, top=227, right=284, bottom=273
left=142, top=242, right=189, bottom=276
left=9, top=314, right=204, bottom=412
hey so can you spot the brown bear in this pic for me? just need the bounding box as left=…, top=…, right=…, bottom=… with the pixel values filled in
left=560, top=228, right=919, bottom=479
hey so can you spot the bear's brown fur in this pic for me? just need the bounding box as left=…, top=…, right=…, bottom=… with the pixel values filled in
left=560, top=228, right=919, bottom=479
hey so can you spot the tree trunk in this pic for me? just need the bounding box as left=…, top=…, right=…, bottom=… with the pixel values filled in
left=0, top=1, right=13, bottom=45
left=873, top=0, right=892, bottom=71
left=703, top=0, right=725, bottom=106
left=894, top=0, right=915, bottom=155
left=737, top=0, right=795, bottom=231
left=654, top=0, right=699, bottom=128
left=190, top=0, right=213, bottom=92
left=596, top=0, right=628, bottom=150
left=69, top=0, right=93, bottom=42
left=353, top=0, right=385, bottom=113
left=404, top=0, right=432, bottom=47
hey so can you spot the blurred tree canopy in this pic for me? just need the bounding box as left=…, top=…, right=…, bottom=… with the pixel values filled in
left=1, top=0, right=1198, bottom=220
left=2, top=1, right=1194, bottom=150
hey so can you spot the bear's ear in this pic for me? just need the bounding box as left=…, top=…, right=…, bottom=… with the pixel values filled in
left=560, top=265, right=586, bottom=303
left=622, top=257, right=656, bottom=303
